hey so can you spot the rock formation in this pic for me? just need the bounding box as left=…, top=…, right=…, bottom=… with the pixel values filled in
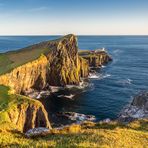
left=25, top=127, right=50, bottom=137
left=79, top=50, right=112, bottom=68
left=0, top=34, right=89, bottom=94
left=0, top=34, right=112, bottom=133
left=119, top=91, right=148, bottom=122
left=1, top=94, right=51, bottom=132
left=0, top=55, right=48, bottom=94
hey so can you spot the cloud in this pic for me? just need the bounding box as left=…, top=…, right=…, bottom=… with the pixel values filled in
left=29, top=6, right=48, bottom=12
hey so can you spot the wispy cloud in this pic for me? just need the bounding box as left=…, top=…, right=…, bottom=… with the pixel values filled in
left=29, top=6, right=48, bottom=12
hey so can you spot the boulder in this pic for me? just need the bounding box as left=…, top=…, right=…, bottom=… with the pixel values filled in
left=119, top=91, right=148, bottom=122
left=25, top=127, right=50, bottom=137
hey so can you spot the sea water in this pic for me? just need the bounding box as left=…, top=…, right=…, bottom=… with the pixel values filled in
left=0, top=35, right=148, bottom=121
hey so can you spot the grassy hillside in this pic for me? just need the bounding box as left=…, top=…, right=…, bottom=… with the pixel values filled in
left=0, top=42, right=49, bottom=75
left=0, top=85, right=147, bottom=147
left=0, top=85, right=41, bottom=125
left=0, top=35, right=73, bottom=75
left=0, top=119, right=147, bottom=147
left=0, top=85, right=10, bottom=111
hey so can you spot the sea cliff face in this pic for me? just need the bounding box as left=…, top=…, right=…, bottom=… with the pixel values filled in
left=79, top=50, right=112, bottom=68
left=46, top=35, right=89, bottom=86
left=0, top=34, right=112, bottom=133
left=0, top=55, right=48, bottom=94
left=7, top=96, right=51, bottom=132
left=0, top=86, right=51, bottom=132
left=0, top=35, right=89, bottom=93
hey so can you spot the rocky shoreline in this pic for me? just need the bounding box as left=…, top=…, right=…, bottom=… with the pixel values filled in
left=119, top=91, right=148, bottom=122
left=2, top=34, right=147, bottom=137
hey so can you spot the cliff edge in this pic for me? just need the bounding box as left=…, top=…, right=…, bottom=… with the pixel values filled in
left=0, top=85, right=51, bottom=132
left=0, top=34, right=89, bottom=94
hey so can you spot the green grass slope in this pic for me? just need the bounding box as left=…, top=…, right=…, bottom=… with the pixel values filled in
left=0, top=86, right=147, bottom=147
left=0, top=120, right=147, bottom=147
left=0, top=34, right=73, bottom=75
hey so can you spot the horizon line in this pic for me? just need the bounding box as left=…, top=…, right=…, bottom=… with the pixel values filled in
left=0, top=34, right=148, bottom=36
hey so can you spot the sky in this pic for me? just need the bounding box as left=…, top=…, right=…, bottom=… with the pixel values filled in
left=0, top=0, right=148, bottom=35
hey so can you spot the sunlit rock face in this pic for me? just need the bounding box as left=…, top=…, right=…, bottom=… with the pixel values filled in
left=0, top=55, right=48, bottom=94
left=46, top=34, right=89, bottom=86
left=79, top=50, right=112, bottom=68
left=0, top=34, right=89, bottom=94
left=5, top=96, right=51, bottom=132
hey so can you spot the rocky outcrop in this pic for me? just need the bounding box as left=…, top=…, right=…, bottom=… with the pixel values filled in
left=0, top=34, right=89, bottom=94
left=79, top=50, right=112, bottom=68
left=79, top=57, right=89, bottom=78
left=0, top=35, right=112, bottom=132
left=119, top=91, right=148, bottom=122
left=25, top=127, right=50, bottom=137
left=0, top=55, right=48, bottom=94
left=46, top=35, right=89, bottom=86
left=5, top=95, right=51, bottom=132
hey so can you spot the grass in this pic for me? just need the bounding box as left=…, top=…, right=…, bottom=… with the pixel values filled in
left=0, top=87, right=147, bottom=147
left=0, top=85, right=11, bottom=111
left=0, top=120, right=147, bottom=147
left=0, top=34, right=74, bottom=75
left=0, top=45, right=49, bottom=75
left=0, top=85, right=40, bottom=125
left=0, top=35, right=147, bottom=147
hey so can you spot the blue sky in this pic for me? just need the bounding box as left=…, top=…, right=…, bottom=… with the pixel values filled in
left=0, top=0, right=148, bottom=35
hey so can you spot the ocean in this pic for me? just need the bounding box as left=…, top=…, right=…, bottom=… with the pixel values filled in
left=0, top=35, right=148, bottom=121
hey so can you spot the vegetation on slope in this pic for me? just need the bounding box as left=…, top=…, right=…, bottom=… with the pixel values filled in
left=0, top=85, right=10, bottom=111
left=0, top=119, right=147, bottom=147
left=0, top=34, right=74, bottom=75
left=0, top=85, right=51, bottom=132
left=0, top=85, right=147, bottom=147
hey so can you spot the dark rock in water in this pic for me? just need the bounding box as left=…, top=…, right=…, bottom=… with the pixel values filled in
left=25, top=127, right=50, bottom=137
left=131, top=91, right=148, bottom=110
left=119, top=91, right=148, bottom=122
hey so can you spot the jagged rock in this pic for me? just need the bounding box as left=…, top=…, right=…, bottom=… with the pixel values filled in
left=25, top=127, right=50, bottom=137
left=6, top=96, right=52, bottom=132
left=0, top=34, right=89, bottom=94
left=131, top=91, right=148, bottom=110
left=0, top=55, right=48, bottom=94
left=119, top=91, right=148, bottom=122
left=0, top=35, right=112, bottom=133
left=79, top=49, right=112, bottom=68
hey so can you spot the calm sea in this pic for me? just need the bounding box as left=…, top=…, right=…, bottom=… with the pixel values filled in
left=0, top=35, right=148, bottom=120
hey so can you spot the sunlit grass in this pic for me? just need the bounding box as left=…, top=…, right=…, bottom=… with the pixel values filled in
left=0, top=119, right=147, bottom=147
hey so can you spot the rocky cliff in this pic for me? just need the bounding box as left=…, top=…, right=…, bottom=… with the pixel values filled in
left=0, top=35, right=112, bottom=133
left=7, top=96, right=51, bottom=132
left=79, top=50, right=112, bottom=68
left=46, top=35, right=89, bottom=86
left=119, top=91, right=148, bottom=122
left=0, top=34, right=89, bottom=94
left=0, top=55, right=48, bottom=94
left=0, top=86, right=51, bottom=132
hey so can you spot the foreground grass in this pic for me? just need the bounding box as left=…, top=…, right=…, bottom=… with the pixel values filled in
left=0, top=85, right=148, bottom=147
left=0, top=86, right=147, bottom=147
left=0, top=120, right=147, bottom=147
